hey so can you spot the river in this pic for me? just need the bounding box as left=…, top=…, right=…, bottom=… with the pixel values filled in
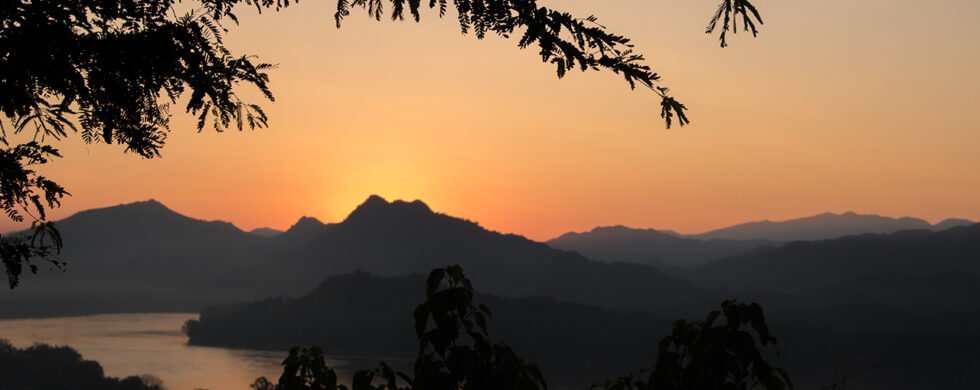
left=0, top=313, right=393, bottom=390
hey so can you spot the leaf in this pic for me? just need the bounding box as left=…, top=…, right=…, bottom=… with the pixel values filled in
left=426, top=268, right=445, bottom=297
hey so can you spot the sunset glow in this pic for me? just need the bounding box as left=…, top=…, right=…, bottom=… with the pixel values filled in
left=5, top=0, right=978, bottom=241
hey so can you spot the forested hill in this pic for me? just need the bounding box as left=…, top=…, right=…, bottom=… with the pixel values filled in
left=185, top=270, right=980, bottom=390
left=184, top=272, right=674, bottom=388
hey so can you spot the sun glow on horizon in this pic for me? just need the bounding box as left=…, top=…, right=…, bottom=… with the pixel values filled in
left=2, top=0, right=978, bottom=242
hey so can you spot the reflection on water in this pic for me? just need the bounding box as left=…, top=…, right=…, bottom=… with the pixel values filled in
left=0, top=313, right=391, bottom=390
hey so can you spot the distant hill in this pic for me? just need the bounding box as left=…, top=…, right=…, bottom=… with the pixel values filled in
left=692, top=211, right=972, bottom=241
left=185, top=270, right=980, bottom=390
left=544, top=213, right=973, bottom=268
left=247, top=227, right=284, bottom=237
left=689, top=223, right=980, bottom=292
left=184, top=272, right=673, bottom=387
left=547, top=225, right=773, bottom=268
left=933, top=218, right=975, bottom=231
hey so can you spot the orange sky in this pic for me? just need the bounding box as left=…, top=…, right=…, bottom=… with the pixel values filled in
left=4, top=0, right=979, bottom=241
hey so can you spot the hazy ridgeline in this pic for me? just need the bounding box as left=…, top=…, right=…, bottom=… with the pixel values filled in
left=2, top=196, right=979, bottom=389
left=546, top=212, right=973, bottom=268
left=0, top=196, right=718, bottom=318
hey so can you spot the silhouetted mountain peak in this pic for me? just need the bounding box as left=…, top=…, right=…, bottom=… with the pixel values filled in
left=273, top=216, right=330, bottom=244
left=133, top=198, right=165, bottom=207
left=287, top=216, right=326, bottom=232
left=118, top=199, right=174, bottom=214
left=342, top=195, right=435, bottom=225
left=61, top=199, right=189, bottom=225
left=359, top=194, right=390, bottom=210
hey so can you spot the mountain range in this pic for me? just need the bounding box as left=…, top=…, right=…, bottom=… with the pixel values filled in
left=2, top=196, right=978, bottom=389
left=0, top=196, right=715, bottom=317
left=691, top=211, right=971, bottom=241
left=3, top=197, right=975, bottom=318
left=547, top=225, right=773, bottom=267
left=547, top=212, right=973, bottom=268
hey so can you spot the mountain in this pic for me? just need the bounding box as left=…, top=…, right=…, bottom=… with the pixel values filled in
left=693, top=211, right=936, bottom=241
left=280, top=195, right=720, bottom=314
left=274, top=216, right=329, bottom=244
left=689, top=223, right=980, bottom=292
left=247, top=227, right=284, bottom=237
left=0, top=200, right=286, bottom=317
left=547, top=225, right=773, bottom=268
left=1, top=196, right=719, bottom=318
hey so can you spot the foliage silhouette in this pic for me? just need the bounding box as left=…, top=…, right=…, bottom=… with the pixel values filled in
left=255, top=265, right=789, bottom=390
left=278, top=346, right=346, bottom=390
left=252, top=376, right=279, bottom=390
left=588, top=301, right=792, bottom=390
left=1, top=0, right=763, bottom=289
left=0, top=338, right=165, bottom=390
left=1, top=0, right=273, bottom=288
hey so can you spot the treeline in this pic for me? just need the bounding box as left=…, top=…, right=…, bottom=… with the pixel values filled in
left=0, top=339, right=164, bottom=390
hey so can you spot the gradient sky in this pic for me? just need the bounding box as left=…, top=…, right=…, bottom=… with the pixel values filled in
left=5, top=0, right=979, bottom=241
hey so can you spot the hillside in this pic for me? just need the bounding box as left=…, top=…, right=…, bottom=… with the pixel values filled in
left=690, top=224, right=980, bottom=292
left=547, top=225, right=772, bottom=267
left=185, top=270, right=980, bottom=390
left=184, top=272, right=673, bottom=387
left=0, top=200, right=285, bottom=317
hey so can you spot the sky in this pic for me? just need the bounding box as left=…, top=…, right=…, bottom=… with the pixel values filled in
left=5, top=0, right=980, bottom=241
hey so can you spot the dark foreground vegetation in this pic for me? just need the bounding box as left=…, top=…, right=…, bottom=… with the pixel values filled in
left=243, top=265, right=791, bottom=390
left=187, top=270, right=980, bottom=390
left=185, top=271, right=674, bottom=387
left=0, top=338, right=164, bottom=390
